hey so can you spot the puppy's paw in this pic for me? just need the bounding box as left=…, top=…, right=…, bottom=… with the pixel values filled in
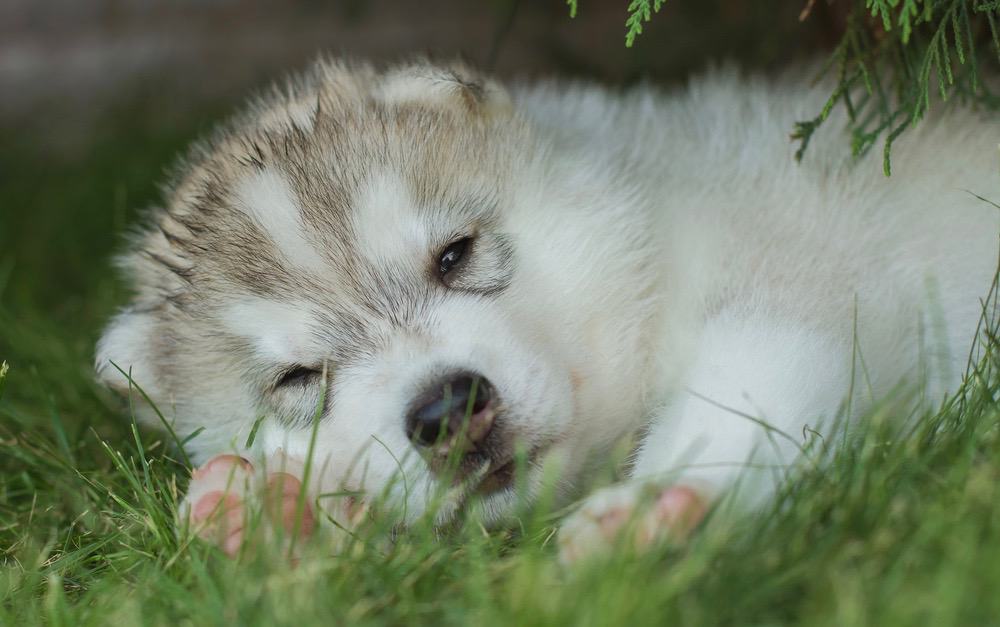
left=181, top=454, right=315, bottom=557
left=558, top=482, right=707, bottom=565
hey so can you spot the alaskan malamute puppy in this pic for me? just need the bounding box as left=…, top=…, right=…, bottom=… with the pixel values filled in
left=96, top=58, right=1000, bottom=562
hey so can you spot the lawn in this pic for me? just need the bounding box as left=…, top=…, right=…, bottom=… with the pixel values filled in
left=2, top=101, right=1000, bottom=626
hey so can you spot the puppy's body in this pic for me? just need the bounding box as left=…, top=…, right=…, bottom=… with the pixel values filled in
left=529, top=73, right=999, bottom=495
left=96, top=59, right=1000, bottom=555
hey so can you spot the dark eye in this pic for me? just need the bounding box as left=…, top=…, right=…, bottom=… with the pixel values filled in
left=438, top=237, right=472, bottom=277
left=275, top=365, right=320, bottom=388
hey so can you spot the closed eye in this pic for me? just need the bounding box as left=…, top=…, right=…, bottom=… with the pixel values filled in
left=274, top=365, right=321, bottom=389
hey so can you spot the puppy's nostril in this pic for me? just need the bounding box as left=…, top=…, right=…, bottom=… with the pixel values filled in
left=406, top=374, right=494, bottom=447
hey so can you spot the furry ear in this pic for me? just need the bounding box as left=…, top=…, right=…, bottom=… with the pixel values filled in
left=376, top=63, right=511, bottom=115
left=95, top=309, right=163, bottom=398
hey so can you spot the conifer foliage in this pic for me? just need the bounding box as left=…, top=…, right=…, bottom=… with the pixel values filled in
left=568, top=0, right=1000, bottom=175
left=797, top=0, right=1000, bottom=174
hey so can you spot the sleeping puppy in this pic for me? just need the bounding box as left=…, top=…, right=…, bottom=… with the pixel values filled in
left=95, top=58, right=1000, bottom=562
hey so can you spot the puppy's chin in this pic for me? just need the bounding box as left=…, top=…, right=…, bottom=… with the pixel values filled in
left=464, top=443, right=580, bottom=527
left=470, top=486, right=521, bottom=527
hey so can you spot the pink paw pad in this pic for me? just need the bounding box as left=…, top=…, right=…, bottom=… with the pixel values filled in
left=633, top=485, right=707, bottom=549
left=185, top=455, right=254, bottom=557
left=652, top=486, right=706, bottom=536
left=558, top=483, right=709, bottom=565
left=182, top=454, right=317, bottom=557
left=265, top=472, right=315, bottom=537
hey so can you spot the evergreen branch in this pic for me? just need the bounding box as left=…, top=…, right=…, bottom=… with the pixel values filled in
left=625, top=0, right=666, bottom=47
left=797, top=0, right=1000, bottom=175
left=568, top=0, right=997, bottom=173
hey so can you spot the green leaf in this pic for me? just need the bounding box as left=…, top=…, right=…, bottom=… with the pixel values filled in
left=244, top=415, right=266, bottom=449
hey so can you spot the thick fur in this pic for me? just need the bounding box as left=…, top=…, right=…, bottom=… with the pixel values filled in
left=96, top=58, right=1000, bottom=529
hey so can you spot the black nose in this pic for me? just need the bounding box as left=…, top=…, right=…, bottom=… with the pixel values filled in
left=406, top=374, right=495, bottom=448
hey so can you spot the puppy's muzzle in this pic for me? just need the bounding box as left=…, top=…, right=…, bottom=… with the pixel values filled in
left=406, top=373, right=496, bottom=455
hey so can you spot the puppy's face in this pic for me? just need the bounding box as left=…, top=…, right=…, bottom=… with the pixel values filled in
left=97, top=61, right=649, bottom=524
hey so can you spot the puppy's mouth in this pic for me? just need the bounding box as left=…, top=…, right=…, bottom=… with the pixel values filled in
left=475, top=458, right=518, bottom=495
left=430, top=442, right=553, bottom=527
left=474, top=445, right=546, bottom=496
left=425, top=406, right=548, bottom=496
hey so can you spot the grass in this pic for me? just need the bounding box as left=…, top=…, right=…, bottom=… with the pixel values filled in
left=3, top=103, right=1000, bottom=626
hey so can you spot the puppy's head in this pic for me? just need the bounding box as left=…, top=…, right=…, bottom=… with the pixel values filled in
left=97, top=59, right=652, bottom=524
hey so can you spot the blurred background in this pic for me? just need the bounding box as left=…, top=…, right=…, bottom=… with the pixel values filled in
left=2, top=1, right=844, bottom=136
left=0, top=0, right=842, bottom=433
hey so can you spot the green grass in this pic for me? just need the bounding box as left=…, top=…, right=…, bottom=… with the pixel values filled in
left=3, top=105, right=1000, bottom=626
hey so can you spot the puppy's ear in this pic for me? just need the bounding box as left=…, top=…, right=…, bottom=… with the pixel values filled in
left=376, top=62, right=511, bottom=116
left=95, top=309, right=162, bottom=398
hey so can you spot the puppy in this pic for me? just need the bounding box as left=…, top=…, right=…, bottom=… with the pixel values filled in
left=95, top=58, right=1000, bottom=561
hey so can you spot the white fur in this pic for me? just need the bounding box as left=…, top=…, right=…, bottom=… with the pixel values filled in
left=221, top=297, right=318, bottom=363
left=232, top=168, right=327, bottom=272
left=95, top=310, right=162, bottom=395
left=351, top=172, right=428, bottom=266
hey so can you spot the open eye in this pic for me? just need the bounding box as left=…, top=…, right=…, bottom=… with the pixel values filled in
left=438, top=237, right=472, bottom=277
left=275, top=365, right=321, bottom=388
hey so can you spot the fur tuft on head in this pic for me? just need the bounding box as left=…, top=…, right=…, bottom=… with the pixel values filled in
left=375, top=61, right=512, bottom=115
